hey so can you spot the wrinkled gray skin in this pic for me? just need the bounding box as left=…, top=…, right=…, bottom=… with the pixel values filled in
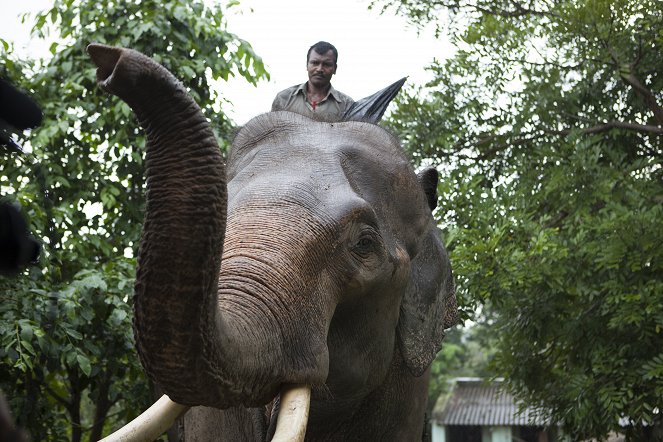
left=87, top=44, right=457, bottom=441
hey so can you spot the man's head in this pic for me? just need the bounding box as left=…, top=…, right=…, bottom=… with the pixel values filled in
left=306, top=41, right=338, bottom=90
left=306, top=41, right=338, bottom=64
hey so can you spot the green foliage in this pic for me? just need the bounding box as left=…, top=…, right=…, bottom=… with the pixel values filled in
left=1, top=1, right=267, bottom=440
left=1, top=263, right=144, bottom=441
left=377, top=0, right=663, bottom=439
left=427, top=323, right=497, bottom=411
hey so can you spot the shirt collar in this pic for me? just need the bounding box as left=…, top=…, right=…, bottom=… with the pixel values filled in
left=297, top=82, right=342, bottom=103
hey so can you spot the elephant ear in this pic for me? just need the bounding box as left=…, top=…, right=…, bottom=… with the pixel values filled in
left=397, top=169, right=458, bottom=377
left=417, top=167, right=439, bottom=211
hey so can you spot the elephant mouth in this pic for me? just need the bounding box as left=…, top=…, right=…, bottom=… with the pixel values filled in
left=99, top=384, right=311, bottom=442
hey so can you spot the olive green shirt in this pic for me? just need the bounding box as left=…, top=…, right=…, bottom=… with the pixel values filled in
left=271, top=82, right=354, bottom=122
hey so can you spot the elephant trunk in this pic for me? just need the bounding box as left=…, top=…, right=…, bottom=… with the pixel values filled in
left=87, top=44, right=231, bottom=407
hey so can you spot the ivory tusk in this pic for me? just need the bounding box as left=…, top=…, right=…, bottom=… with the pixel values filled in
left=271, top=384, right=311, bottom=442
left=98, top=386, right=309, bottom=442
left=99, top=395, right=189, bottom=442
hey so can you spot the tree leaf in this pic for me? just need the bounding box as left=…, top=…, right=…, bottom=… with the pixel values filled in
left=77, top=354, right=91, bottom=376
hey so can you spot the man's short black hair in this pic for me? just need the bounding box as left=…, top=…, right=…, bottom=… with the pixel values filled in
left=307, top=41, right=338, bottom=64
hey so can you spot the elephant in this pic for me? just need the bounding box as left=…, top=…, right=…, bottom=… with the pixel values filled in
left=87, top=43, right=458, bottom=441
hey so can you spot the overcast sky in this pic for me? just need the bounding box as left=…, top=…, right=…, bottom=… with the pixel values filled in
left=1, top=0, right=451, bottom=124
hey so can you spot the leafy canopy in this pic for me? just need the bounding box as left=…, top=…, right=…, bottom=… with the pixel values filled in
left=1, top=1, right=267, bottom=440
left=373, top=0, right=663, bottom=439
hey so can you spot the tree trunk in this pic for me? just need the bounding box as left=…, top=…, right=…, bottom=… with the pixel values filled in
left=68, top=370, right=82, bottom=442
left=88, top=374, right=112, bottom=442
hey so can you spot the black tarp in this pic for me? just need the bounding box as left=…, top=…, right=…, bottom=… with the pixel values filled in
left=342, top=77, right=407, bottom=123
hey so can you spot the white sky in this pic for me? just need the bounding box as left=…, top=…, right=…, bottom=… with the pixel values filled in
left=1, top=0, right=451, bottom=125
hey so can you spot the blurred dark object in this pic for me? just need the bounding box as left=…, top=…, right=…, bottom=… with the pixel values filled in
left=0, top=78, right=43, bottom=154
left=0, top=392, right=29, bottom=442
left=0, top=203, right=40, bottom=274
left=0, top=77, right=42, bottom=273
left=342, top=77, right=407, bottom=124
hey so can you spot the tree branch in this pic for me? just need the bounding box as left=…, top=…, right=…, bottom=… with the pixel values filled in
left=605, top=46, right=663, bottom=126
left=467, top=121, right=663, bottom=160
left=471, top=3, right=548, bottom=18
left=554, top=121, right=663, bottom=135
left=618, top=72, right=663, bottom=126
left=500, top=56, right=583, bottom=71
left=42, top=382, right=72, bottom=409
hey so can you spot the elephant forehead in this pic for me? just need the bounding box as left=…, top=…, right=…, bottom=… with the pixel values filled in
left=226, top=172, right=370, bottom=230
left=227, top=130, right=414, bottom=217
left=228, top=112, right=432, bottom=253
left=229, top=112, right=404, bottom=180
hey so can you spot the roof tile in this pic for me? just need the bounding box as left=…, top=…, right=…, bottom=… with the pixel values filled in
left=435, top=379, right=550, bottom=426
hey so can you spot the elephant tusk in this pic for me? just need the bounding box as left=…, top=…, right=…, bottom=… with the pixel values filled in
left=99, top=387, right=309, bottom=442
left=271, top=384, right=311, bottom=442
left=99, top=395, right=189, bottom=442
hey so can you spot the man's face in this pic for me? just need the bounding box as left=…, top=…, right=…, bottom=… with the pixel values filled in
left=307, top=50, right=337, bottom=89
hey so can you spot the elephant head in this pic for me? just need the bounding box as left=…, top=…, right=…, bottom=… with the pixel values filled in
left=87, top=44, right=457, bottom=441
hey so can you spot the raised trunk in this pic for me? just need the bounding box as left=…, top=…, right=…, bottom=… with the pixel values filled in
left=87, top=44, right=230, bottom=407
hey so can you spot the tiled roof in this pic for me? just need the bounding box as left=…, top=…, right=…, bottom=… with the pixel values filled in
left=434, top=378, right=550, bottom=426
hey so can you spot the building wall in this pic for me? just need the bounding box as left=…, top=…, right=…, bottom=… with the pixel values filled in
left=432, top=424, right=512, bottom=442
left=432, top=423, right=446, bottom=442
left=483, top=426, right=512, bottom=442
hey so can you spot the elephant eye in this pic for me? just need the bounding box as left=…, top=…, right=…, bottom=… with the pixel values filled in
left=352, top=229, right=381, bottom=257
left=357, top=237, right=374, bottom=249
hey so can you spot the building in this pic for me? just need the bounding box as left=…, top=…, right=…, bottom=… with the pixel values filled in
left=432, top=378, right=569, bottom=442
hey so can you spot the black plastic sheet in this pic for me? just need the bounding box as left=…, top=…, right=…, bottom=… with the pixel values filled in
left=342, top=77, right=407, bottom=123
